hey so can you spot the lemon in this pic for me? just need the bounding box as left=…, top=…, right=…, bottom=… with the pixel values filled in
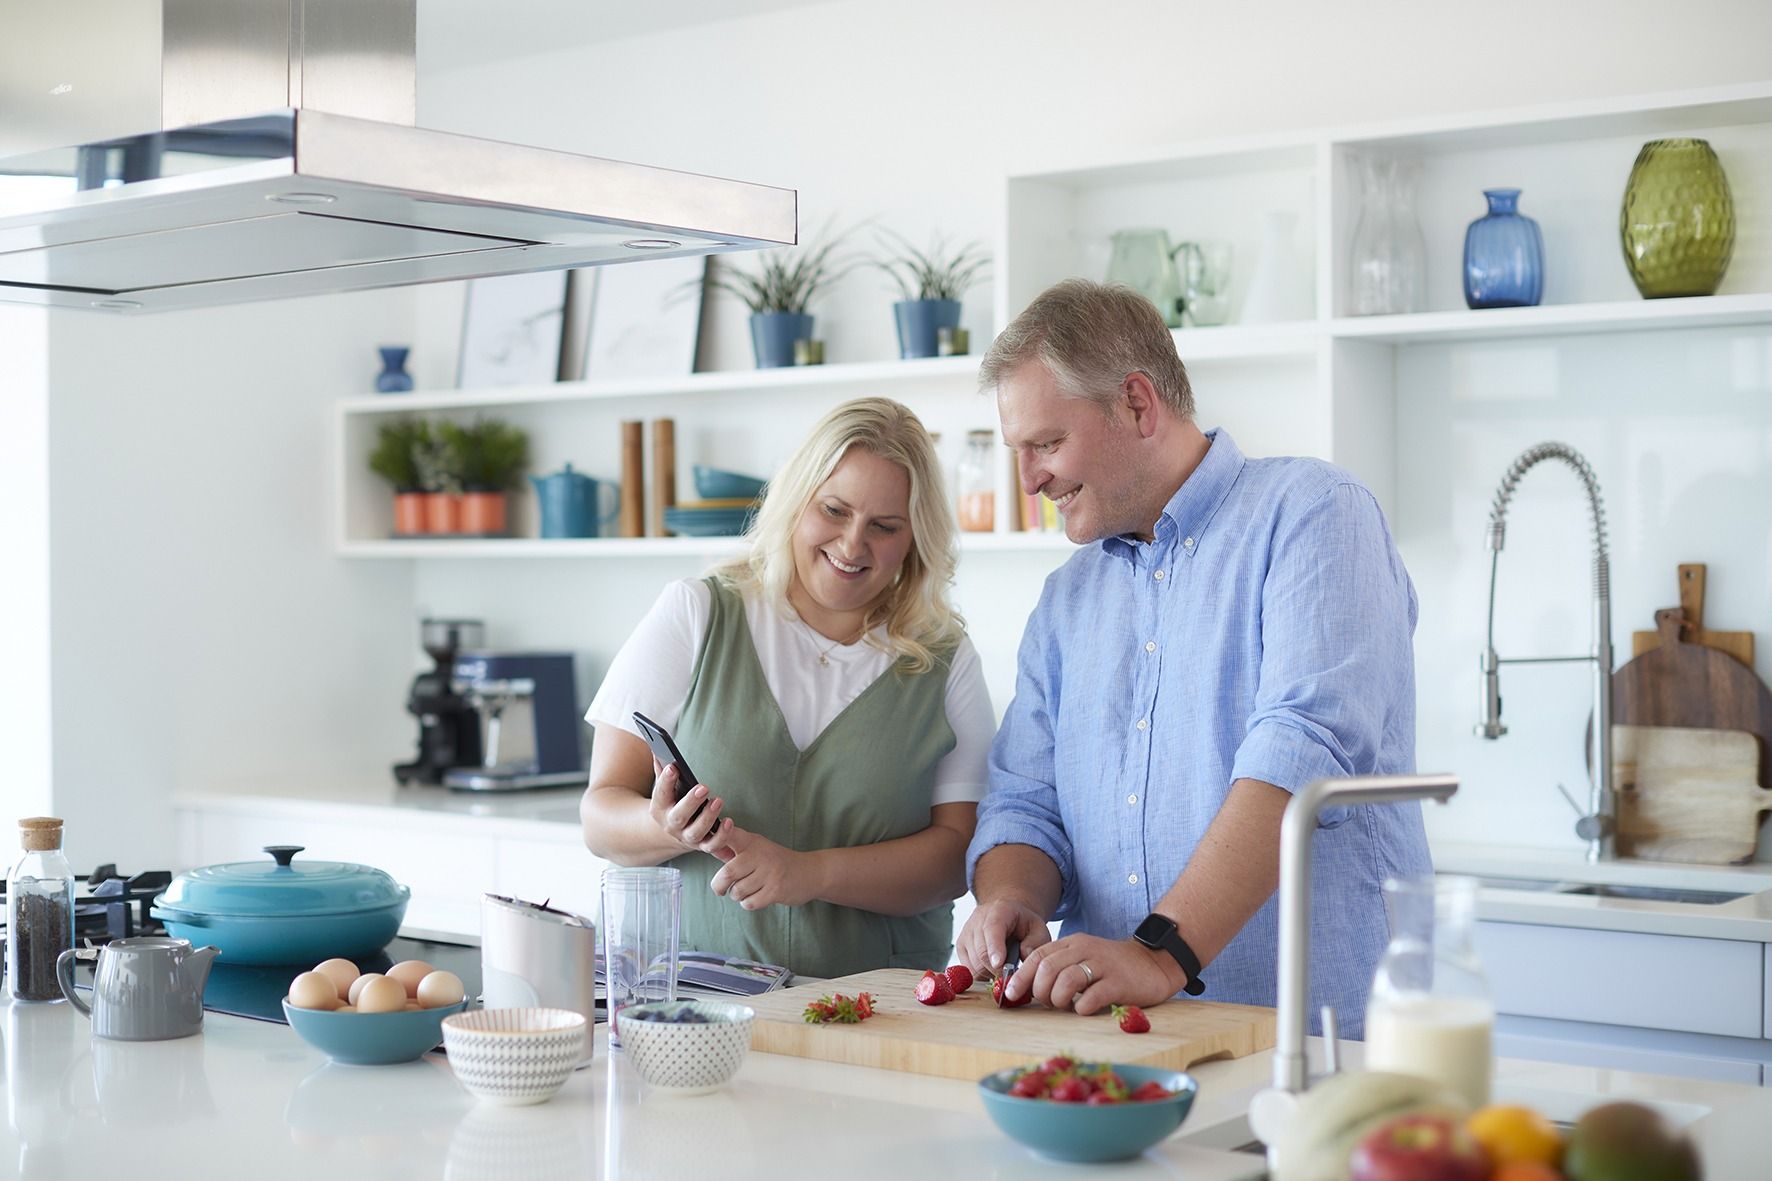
left=1467, top=1104, right=1562, bottom=1167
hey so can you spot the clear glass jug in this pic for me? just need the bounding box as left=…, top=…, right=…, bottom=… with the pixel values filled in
left=1105, top=229, right=1186, bottom=328
left=1364, top=874, right=1493, bottom=1107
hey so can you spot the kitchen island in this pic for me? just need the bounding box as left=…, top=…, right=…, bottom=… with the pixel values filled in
left=5, top=995, right=1770, bottom=1180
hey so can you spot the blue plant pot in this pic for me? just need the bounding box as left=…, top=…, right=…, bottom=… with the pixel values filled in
left=750, top=312, right=813, bottom=369
left=1463, top=189, right=1544, bottom=309
left=893, top=299, right=962, bottom=359
left=375, top=346, right=414, bottom=393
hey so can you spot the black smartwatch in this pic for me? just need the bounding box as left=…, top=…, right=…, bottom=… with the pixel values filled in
left=1133, top=913, right=1206, bottom=996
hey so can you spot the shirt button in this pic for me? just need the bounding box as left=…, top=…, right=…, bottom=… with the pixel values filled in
left=1153, top=569, right=1166, bottom=581
left=1183, top=536, right=1195, bottom=549
left=1127, top=793, right=1138, bottom=805
left=1135, top=718, right=1148, bottom=731
left=1128, top=873, right=1139, bottom=885
left=1145, top=641, right=1157, bottom=653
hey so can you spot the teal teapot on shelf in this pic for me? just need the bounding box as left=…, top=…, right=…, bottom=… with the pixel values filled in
left=530, top=464, right=620, bottom=539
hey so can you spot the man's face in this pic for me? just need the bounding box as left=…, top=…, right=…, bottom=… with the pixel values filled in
left=997, top=360, right=1147, bottom=544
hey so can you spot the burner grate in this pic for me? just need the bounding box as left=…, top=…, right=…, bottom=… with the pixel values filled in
left=0, top=864, right=172, bottom=946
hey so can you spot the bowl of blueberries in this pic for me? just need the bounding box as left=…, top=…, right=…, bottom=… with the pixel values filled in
left=615, top=999, right=754, bottom=1092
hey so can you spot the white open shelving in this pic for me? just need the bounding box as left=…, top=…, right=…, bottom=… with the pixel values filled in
left=338, top=80, right=1772, bottom=558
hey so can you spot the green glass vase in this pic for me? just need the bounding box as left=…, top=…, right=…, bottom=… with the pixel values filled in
left=1619, top=137, right=1735, bottom=299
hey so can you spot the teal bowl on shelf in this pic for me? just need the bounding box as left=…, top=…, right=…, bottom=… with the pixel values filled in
left=692, top=465, right=767, bottom=501
left=977, top=1064, right=1198, bottom=1162
left=283, top=998, right=468, bottom=1065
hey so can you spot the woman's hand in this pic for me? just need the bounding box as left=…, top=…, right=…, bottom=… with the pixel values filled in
left=708, top=829, right=818, bottom=910
left=645, top=762, right=735, bottom=861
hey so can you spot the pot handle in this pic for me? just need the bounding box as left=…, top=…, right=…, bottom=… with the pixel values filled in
left=149, top=906, right=211, bottom=927
left=263, top=845, right=305, bottom=867
left=56, top=948, right=95, bottom=1018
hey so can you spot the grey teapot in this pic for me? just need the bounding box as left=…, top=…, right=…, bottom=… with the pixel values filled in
left=57, top=936, right=219, bottom=1041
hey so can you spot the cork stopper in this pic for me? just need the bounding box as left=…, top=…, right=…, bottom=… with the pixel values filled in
left=18, top=817, right=63, bottom=853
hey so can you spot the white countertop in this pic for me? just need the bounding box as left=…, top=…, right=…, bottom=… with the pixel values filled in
left=6, top=997, right=1770, bottom=1180
left=176, top=779, right=588, bottom=841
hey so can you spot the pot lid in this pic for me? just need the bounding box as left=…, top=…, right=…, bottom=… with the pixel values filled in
left=155, top=846, right=410, bottom=918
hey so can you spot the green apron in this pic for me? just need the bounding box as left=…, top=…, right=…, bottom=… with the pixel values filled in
left=668, top=577, right=957, bottom=979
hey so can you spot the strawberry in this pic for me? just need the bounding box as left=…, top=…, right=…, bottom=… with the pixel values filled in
left=1039, top=1054, right=1075, bottom=1074
left=915, top=969, right=955, bottom=1006
left=1049, top=1075, right=1091, bottom=1103
left=1112, top=1003, right=1151, bottom=1034
left=802, top=991, right=878, bottom=1024
left=1085, top=1091, right=1118, bottom=1105
left=854, top=991, right=875, bottom=1020
left=944, top=964, right=974, bottom=994
left=1008, top=1071, right=1049, bottom=1099
left=992, top=974, right=1033, bottom=1008
left=1130, top=1080, right=1172, bottom=1102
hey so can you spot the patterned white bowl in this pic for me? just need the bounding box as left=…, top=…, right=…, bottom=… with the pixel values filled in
left=442, top=1007, right=587, bottom=1106
left=616, top=1000, right=754, bottom=1093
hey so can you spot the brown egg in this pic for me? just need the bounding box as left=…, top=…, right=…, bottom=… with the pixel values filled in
left=313, top=958, right=360, bottom=1001
left=356, top=974, right=408, bottom=1014
left=385, top=959, right=435, bottom=999
left=348, top=972, right=388, bottom=1006
left=288, top=971, right=339, bottom=1010
left=416, top=970, right=466, bottom=1009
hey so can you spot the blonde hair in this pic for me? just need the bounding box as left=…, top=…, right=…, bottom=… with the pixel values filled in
left=980, top=278, right=1194, bottom=418
left=715, top=397, right=964, bottom=674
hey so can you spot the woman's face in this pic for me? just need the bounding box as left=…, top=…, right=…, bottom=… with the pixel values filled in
left=790, top=445, right=915, bottom=632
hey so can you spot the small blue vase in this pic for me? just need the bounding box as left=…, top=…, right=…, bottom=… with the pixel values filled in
left=893, top=299, right=962, bottom=359
left=749, top=312, right=813, bottom=369
left=375, top=346, right=414, bottom=393
left=1463, top=189, right=1544, bottom=309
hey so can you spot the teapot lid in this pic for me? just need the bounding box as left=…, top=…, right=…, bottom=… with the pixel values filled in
left=155, top=846, right=410, bottom=918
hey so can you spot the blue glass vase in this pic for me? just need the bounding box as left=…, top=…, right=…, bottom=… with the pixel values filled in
left=375, top=346, right=414, bottom=393
left=1463, top=189, right=1544, bottom=309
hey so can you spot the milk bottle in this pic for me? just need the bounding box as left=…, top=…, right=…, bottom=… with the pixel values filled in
left=1364, top=874, right=1494, bottom=1108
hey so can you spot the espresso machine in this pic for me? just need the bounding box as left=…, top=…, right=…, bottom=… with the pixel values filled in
left=443, top=651, right=587, bottom=791
left=393, top=619, right=485, bottom=786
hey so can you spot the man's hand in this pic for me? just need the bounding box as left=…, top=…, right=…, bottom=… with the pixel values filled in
left=708, top=829, right=816, bottom=910
left=1005, top=934, right=1188, bottom=1015
left=956, top=897, right=1052, bottom=978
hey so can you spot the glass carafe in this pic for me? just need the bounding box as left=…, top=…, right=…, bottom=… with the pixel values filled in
left=1364, top=874, right=1493, bottom=1107
left=1105, top=229, right=1186, bottom=328
left=956, top=430, right=997, bottom=532
left=6, top=818, right=75, bottom=1003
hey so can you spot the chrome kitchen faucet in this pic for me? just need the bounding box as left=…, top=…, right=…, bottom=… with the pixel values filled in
left=1476, top=442, right=1617, bottom=862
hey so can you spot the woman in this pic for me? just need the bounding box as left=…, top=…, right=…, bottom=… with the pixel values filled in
left=580, top=397, right=993, bottom=979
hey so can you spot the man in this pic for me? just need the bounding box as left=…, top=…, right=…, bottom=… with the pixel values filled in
left=958, top=279, right=1428, bottom=1037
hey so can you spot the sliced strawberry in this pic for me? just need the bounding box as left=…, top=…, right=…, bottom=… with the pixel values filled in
left=854, top=991, right=875, bottom=1019
left=914, top=969, right=955, bottom=1005
left=944, top=964, right=974, bottom=994
left=1112, top=1003, right=1151, bottom=1033
left=991, top=974, right=1033, bottom=1008
left=1130, top=1080, right=1172, bottom=1102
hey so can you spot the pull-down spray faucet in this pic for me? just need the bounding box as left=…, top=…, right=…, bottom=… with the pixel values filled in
left=1476, top=442, right=1616, bottom=862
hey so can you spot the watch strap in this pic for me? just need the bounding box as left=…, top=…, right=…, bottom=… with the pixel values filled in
left=1136, top=913, right=1206, bottom=997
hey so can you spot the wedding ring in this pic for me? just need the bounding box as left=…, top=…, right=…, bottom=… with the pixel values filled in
left=1078, top=961, right=1095, bottom=987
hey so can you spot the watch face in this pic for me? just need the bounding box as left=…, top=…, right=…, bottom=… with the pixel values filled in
left=1134, top=913, right=1175, bottom=945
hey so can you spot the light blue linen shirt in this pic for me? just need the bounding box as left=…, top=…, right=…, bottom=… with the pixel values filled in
left=967, top=429, right=1430, bottom=1038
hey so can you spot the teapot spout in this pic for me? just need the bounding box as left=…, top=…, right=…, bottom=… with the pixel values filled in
left=183, top=944, right=221, bottom=993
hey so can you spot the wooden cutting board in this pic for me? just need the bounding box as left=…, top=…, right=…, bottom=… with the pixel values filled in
left=1629, top=564, right=1754, bottom=668
left=1612, top=724, right=1772, bottom=864
left=745, top=968, right=1275, bottom=1081
left=1612, top=609, right=1772, bottom=797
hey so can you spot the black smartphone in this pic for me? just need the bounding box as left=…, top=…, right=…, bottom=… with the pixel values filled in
left=631, top=711, right=700, bottom=801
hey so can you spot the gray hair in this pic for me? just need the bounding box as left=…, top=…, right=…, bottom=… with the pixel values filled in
left=979, top=279, right=1194, bottom=418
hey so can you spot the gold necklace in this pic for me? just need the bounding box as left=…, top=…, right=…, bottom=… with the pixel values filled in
left=813, top=622, right=866, bottom=666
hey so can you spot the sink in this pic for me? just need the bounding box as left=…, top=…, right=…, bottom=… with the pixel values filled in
left=1556, top=883, right=1747, bottom=905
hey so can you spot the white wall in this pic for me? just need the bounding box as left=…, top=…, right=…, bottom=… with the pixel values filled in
left=0, top=308, right=53, bottom=823
left=403, top=0, right=1772, bottom=860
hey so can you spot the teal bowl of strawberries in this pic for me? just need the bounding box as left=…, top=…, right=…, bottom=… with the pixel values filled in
left=978, top=1058, right=1199, bottom=1163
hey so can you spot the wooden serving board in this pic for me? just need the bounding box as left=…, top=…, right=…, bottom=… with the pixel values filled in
left=1629, top=564, right=1754, bottom=668
left=745, top=968, right=1276, bottom=1081
left=1613, top=724, right=1772, bottom=864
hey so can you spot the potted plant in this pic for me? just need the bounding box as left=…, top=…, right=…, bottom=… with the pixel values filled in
left=412, top=428, right=463, bottom=534
left=439, top=418, right=529, bottom=536
left=368, top=418, right=433, bottom=536
left=705, top=223, right=864, bottom=368
left=873, top=229, right=990, bottom=359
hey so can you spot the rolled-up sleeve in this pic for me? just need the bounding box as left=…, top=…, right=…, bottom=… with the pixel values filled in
left=967, top=588, right=1080, bottom=919
left=1230, top=482, right=1417, bottom=810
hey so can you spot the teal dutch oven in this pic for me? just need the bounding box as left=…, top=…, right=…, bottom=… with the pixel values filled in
left=151, top=845, right=410, bottom=965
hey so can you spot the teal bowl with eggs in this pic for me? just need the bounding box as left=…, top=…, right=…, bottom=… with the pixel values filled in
left=283, top=998, right=468, bottom=1065
left=977, top=1064, right=1198, bottom=1162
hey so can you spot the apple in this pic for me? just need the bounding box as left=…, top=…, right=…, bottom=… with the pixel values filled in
left=1349, top=1112, right=1491, bottom=1181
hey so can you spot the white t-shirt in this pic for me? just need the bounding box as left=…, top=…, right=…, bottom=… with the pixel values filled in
left=586, top=578, right=993, bottom=806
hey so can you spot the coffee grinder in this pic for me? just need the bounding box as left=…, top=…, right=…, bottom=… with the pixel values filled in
left=393, top=618, right=485, bottom=786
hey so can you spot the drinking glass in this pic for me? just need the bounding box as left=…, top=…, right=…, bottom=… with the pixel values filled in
left=600, top=866, right=681, bottom=1047
left=1180, top=241, right=1233, bottom=327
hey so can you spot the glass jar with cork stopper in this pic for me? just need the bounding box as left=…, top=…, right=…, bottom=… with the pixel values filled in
left=7, top=817, right=75, bottom=1003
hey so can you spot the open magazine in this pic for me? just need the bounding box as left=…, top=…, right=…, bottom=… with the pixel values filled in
left=595, top=949, right=792, bottom=998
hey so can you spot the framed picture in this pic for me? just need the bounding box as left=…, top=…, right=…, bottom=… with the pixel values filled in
left=457, top=271, right=570, bottom=388
left=581, top=256, right=707, bottom=382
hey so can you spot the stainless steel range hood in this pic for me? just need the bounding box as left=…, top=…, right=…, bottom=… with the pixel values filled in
left=0, top=0, right=796, bottom=313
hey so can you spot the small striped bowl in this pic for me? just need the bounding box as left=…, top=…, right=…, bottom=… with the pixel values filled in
left=442, top=1007, right=587, bottom=1106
